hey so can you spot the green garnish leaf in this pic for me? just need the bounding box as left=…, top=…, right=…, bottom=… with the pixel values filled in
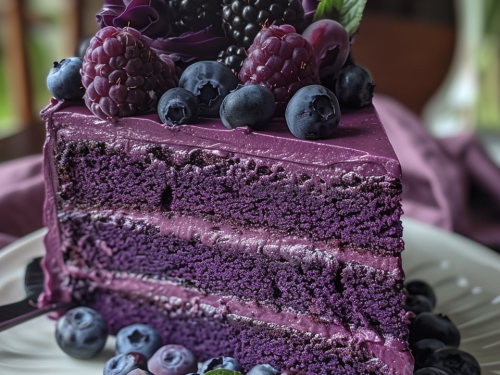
left=313, top=0, right=343, bottom=23
left=204, top=370, right=243, bottom=375
left=313, top=0, right=367, bottom=35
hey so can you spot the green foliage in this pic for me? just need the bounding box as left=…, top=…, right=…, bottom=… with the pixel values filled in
left=204, top=370, right=243, bottom=375
left=313, top=0, right=367, bottom=35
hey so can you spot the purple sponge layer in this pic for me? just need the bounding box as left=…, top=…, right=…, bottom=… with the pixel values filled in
left=55, top=140, right=403, bottom=251
left=81, top=287, right=404, bottom=375
left=61, top=211, right=408, bottom=338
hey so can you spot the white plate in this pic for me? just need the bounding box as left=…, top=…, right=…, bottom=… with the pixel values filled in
left=0, top=218, right=499, bottom=374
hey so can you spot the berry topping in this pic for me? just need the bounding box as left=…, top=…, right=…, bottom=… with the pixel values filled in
left=414, top=368, right=449, bottom=375
left=285, top=84, right=340, bottom=140
left=302, top=20, right=350, bottom=78
left=220, top=84, right=276, bottom=129
left=104, top=353, right=148, bottom=375
left=217, top=45, right=248, bottom=73
left=412, top=339, right=446, bottom=370
left=81, top=26, right=178, bottom=120
left=424, top=347, right=481, bottom=375
left=158, top=88, right=199, bottom=125
left=170, top=0, right=223, bottom=35
left=409, top=313, right=461, bottom=348
left=178, top=61, right=239, bottom=117
left=55, top=306, right=108, bottom=359
left=248, top=364, right=280, bottom=375
left=47, top=58, right=84, bottom=101
left=335, top=65, right=374, bottom=108
left=222, top=0, right=305, bottom=48
left=148, top=344, right=198, bottom=375
left=406, top=280, right=437, bottom=308
left=115, top=324, right=163, bottom=359
left=404, top=294, right=434, bottom=316
left=239, top=25, right=320, bottom=114
left=201, top=357, right=244, bottom=373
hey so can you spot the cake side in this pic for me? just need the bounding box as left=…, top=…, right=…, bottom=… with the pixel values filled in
left=40, top=100, right=411, bottom=374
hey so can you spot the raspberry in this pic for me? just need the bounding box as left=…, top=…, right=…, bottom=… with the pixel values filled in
left=239, top=25, right=320, bottom=114
left=222, top=0, right=305, bottom=48
left=81, top=26, right=178, bottom=120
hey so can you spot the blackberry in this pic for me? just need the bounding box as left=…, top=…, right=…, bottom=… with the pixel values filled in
left=170, top=0, right=223, bottom=35
left=222, top=0, right=305, bottom=48
left=217, top=45, right=247, bottom=72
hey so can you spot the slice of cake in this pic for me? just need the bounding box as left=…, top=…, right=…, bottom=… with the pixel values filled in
left=40, top=99, right=412, bottom=375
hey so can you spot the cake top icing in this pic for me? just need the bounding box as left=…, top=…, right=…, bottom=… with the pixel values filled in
left=43, top=99, right=401, bottom=179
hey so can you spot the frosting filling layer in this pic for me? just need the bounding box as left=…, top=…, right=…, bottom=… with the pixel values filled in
left=60, top=209, right=408, bottom=338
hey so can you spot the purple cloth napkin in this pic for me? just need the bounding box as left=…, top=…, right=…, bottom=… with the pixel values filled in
left=1, top=96, right=500, bottom=251
left=0, top=154, right=44, bottom=249
left=374, top=95, right=500, bottom=250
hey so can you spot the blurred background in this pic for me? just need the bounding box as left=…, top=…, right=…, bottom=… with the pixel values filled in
left=0, top=0, right=499, bottom=162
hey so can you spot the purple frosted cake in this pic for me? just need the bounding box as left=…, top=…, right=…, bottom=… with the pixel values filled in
left=40, top=99, right=412, bottom=374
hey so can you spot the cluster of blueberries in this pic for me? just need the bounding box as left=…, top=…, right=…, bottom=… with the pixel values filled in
left=55, top=307, right=279, bottom=375
left=403, top=280, right=480, bottom=375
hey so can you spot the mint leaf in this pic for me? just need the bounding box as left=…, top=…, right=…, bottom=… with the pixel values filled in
left=313, top=0, right=343, bottom=23
left=312, top=0, right=367, bottom=35
left=204, top=370, right=243, bottom=375
left=338, top=0, right=367, bottom=35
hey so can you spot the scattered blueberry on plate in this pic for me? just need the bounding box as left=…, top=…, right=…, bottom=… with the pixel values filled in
left=424, top=347, right=481, bottom=375
left=55, top=306, right=108, bottom=359
left=115, top=324, right=163, bottom=359
left=104, top=352, right=149, bottom=375
left=148, top=344, right=198, bottom=375
left=406, top=280, right=437, bottom=308
left=409, top=312, right=460, bottom=348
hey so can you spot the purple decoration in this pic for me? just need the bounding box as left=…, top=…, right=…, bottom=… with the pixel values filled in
left=96, top=0, right=173, bottom=39
left=149, top=26, right=230, bottom=62
left=302, top=0, right=321, bottom=23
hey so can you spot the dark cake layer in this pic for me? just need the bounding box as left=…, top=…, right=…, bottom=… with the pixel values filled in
left=80, top=287, right=412, bottom=375
left=60, top=210, right=407, bottom=338
left=55, top=139, right=403, bottom=251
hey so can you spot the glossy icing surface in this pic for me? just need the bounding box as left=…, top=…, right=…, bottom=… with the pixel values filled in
left=42, top=100, right=401, bottom=179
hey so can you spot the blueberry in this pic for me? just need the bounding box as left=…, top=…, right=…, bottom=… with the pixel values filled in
left=158, top=88, right=199, bottom=125
left=414, top=368, right=449, bottom=375
left=335, top=65, right=374, bottom=108
left=247, top=364, right=280, bottom=375
left=104, top=353, right=148, bottom=375
left=404, top=294, right=434, bottom=316
left=409, top=313, right=460, bottom=348
left=406, top=280, right=437, bottom=308
left=55, top=306, right=108, bottom=359
left=47, top=57, right=85, bottom=101
left=412, top=339, right=446, bottom=369
left=220, top=85, right=276, bottom=130
left=179, top=61, right=240, bottom=117
left=148, top=344, right=198, bottom=375
left=424, top=347, right=480, bottom=375
left=115, top=324, right=162, bottom=359
left=285, top=85, right=341, bottom=140
left=201, top=357, right=244, bottom=373
left=125, top=370, right=154, bottom=375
